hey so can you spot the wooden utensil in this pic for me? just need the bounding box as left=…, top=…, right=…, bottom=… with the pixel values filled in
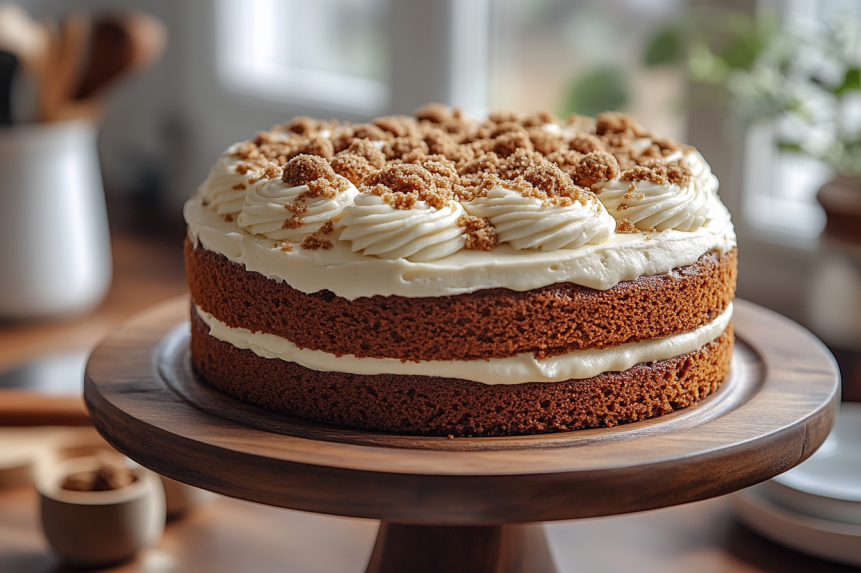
left=0, top=4, right=49, bottom=77
left=38, top=14, right=89, bottom=122
left=0, top=50, right=16, bottom=124
left=74, top=12, right=166, bottom=101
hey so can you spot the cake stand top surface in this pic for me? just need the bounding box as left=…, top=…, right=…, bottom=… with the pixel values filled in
left=84, top=296, right=839, bottom=525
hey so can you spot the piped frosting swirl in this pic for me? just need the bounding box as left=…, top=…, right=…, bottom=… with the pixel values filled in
left=188, top=107, right=735, bottom=280
left=237, top=175, right=358, bottom=241
left=595, top=151, right=717, bottom=232
left=337, top=195, right=466, bottom=262
left=196, top=144, right=255, bottom=216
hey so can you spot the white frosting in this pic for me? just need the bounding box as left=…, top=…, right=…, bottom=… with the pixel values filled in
left=464, top=187, right=615, bottom=251
left=185, top=194, right=735, bottom=299
left=237, top=176, right=358, bottom=241
left=596, top=151, right=718, bottom=232
left=337, top=195, right=466, bottom=262
left=195, top=303, right=733, bottom=385
left=197, top=144, right=258, bottom=216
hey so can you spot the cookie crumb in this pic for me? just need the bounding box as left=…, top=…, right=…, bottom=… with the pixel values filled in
left=319, top=219, right=334, bottom=235
left=573, top=151, right=620, bottom=187
left=616, top=218, right=641, bottom=234
left=301, top=234, right=333, bottom=250
left=283, top=155, right=336, bottom=187
left=458, top=215, right=498, bottom=251
left=282, top=217, right=304, bottom=230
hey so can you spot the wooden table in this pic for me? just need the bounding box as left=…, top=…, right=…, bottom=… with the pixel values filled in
left=2, top=485, right=860, bottom=573
left=0, top=234, right=187, bottom=425
left=0, top=234, right=857, bottom=572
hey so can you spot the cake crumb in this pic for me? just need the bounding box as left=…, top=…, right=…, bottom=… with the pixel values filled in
left=616, top=218, right=640, bottom=234
left=61, top=451, right=136, bottom=492
left=232, top=183, right=247, bottom=190
left=330, top=153, right=376, bottom=186
left=573, top=151, right=620, bottom=187
left=283, top=155, right=336, bottom=187
left=621, top=162, right=691, bottom=187
left=458, top=215, right=498, bottom=251
left=280, top=241, right=293, bottom=252
left=283, top=217, right=304, bottom=230
left=301, top=234, right=333, bottom=250
left=224, top=214, right=234, bottom=222
left=319, top=219, right=334, bottom=235
left=365, top=164, right=453, bottom=210
left=415, top=103, right=452, bottom=124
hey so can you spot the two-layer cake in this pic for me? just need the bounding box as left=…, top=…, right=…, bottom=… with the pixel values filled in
left=184, top=106, right=737, bottom=437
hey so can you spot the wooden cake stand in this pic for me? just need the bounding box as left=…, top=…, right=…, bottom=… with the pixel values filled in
left=84, top=297, right=839, bottom=573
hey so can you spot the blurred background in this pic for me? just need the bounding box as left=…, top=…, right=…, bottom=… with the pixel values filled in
left=2, top=1, right=861, bottom=571
left=9, top=0, right=859, bottom=396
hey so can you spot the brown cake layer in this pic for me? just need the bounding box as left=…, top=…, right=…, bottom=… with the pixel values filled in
left=185, top=239, right=737, bottom=361
left=190, top=309, right=733, bottom=437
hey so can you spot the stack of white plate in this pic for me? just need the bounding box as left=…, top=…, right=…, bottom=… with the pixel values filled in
left=733, top=402, right=861, bottom=567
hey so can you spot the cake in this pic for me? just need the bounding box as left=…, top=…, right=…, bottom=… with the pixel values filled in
left=184, top=105, right=737, bottom=437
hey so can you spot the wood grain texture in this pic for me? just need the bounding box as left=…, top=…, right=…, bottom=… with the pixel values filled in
left=84, top=296, right=839, bottom=525
left=5, top=485, right=861, bottom=573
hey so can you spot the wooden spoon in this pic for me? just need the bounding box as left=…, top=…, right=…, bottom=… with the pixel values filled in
left=74, top=12, right=167, bottom=101
left=38, top=14, right=89, bottom=122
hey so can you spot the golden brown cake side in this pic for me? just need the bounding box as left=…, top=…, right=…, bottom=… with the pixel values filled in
left=190, top=309, right=733, bottom=437
left=185, top=239, right=737, bottom=360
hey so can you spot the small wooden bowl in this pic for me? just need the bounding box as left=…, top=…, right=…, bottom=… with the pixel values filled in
left=35, top=455, right=165, bottom=568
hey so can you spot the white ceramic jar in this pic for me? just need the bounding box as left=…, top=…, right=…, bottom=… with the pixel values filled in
left=0, top=120, right=112, bottom=320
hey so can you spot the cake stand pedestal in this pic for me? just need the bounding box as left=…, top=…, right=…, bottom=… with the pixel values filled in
left=84, top=297, right=840, bottom=573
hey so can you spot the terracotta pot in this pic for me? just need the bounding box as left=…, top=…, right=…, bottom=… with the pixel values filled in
left=817, top=176, right=861, bottom=245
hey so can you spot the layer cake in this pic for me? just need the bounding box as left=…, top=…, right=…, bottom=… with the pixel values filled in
left=184, top=106, right=737, bottom=437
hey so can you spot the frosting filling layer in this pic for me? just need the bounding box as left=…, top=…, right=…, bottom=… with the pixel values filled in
left=194, top=302, right=734, bottom=385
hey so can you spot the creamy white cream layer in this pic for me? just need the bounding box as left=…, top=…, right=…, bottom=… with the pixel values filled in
left=195, top=303, right=733, bottom=385
left=185, top=195, right=735, bottom=299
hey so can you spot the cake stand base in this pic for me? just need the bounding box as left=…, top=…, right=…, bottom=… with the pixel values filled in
left=366, top=523, right=555, bottom=573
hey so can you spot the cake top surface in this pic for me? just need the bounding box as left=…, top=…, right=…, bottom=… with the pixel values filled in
left=185, top=105, right=735, bottom=299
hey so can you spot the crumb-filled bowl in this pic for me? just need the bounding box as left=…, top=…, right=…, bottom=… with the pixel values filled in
left=35, top=453, right=165, bottom=568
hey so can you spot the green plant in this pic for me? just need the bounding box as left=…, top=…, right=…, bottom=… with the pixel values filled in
left=563, top=9, right=861, bottom=176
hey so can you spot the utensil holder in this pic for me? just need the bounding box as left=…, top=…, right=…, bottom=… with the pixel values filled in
left=0, top=120, right=111, bottom=320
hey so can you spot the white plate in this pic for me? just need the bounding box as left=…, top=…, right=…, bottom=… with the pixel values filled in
left=773, top=403, right=861, bottom=502
left=733, top=486, right=861, bottom=567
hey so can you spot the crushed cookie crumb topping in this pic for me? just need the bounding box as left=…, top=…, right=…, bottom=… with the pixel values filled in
left=364, top=164, right=454, bottom=210
left=615, top=218, right=641, bottom=234
left=620, top=162, right=691, bottom=187
left=283, top=155, right=336, bottom=187
left=301, top=233, right=333, bottom=250
left=458, top=215, right=498, bottom=251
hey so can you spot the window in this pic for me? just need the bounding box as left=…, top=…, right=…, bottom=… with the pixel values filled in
left=742, top=0, right=861, bottom=246
left=488, top=0, right=687, bottom=139
left=215, top=0, right=390, bottom=114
